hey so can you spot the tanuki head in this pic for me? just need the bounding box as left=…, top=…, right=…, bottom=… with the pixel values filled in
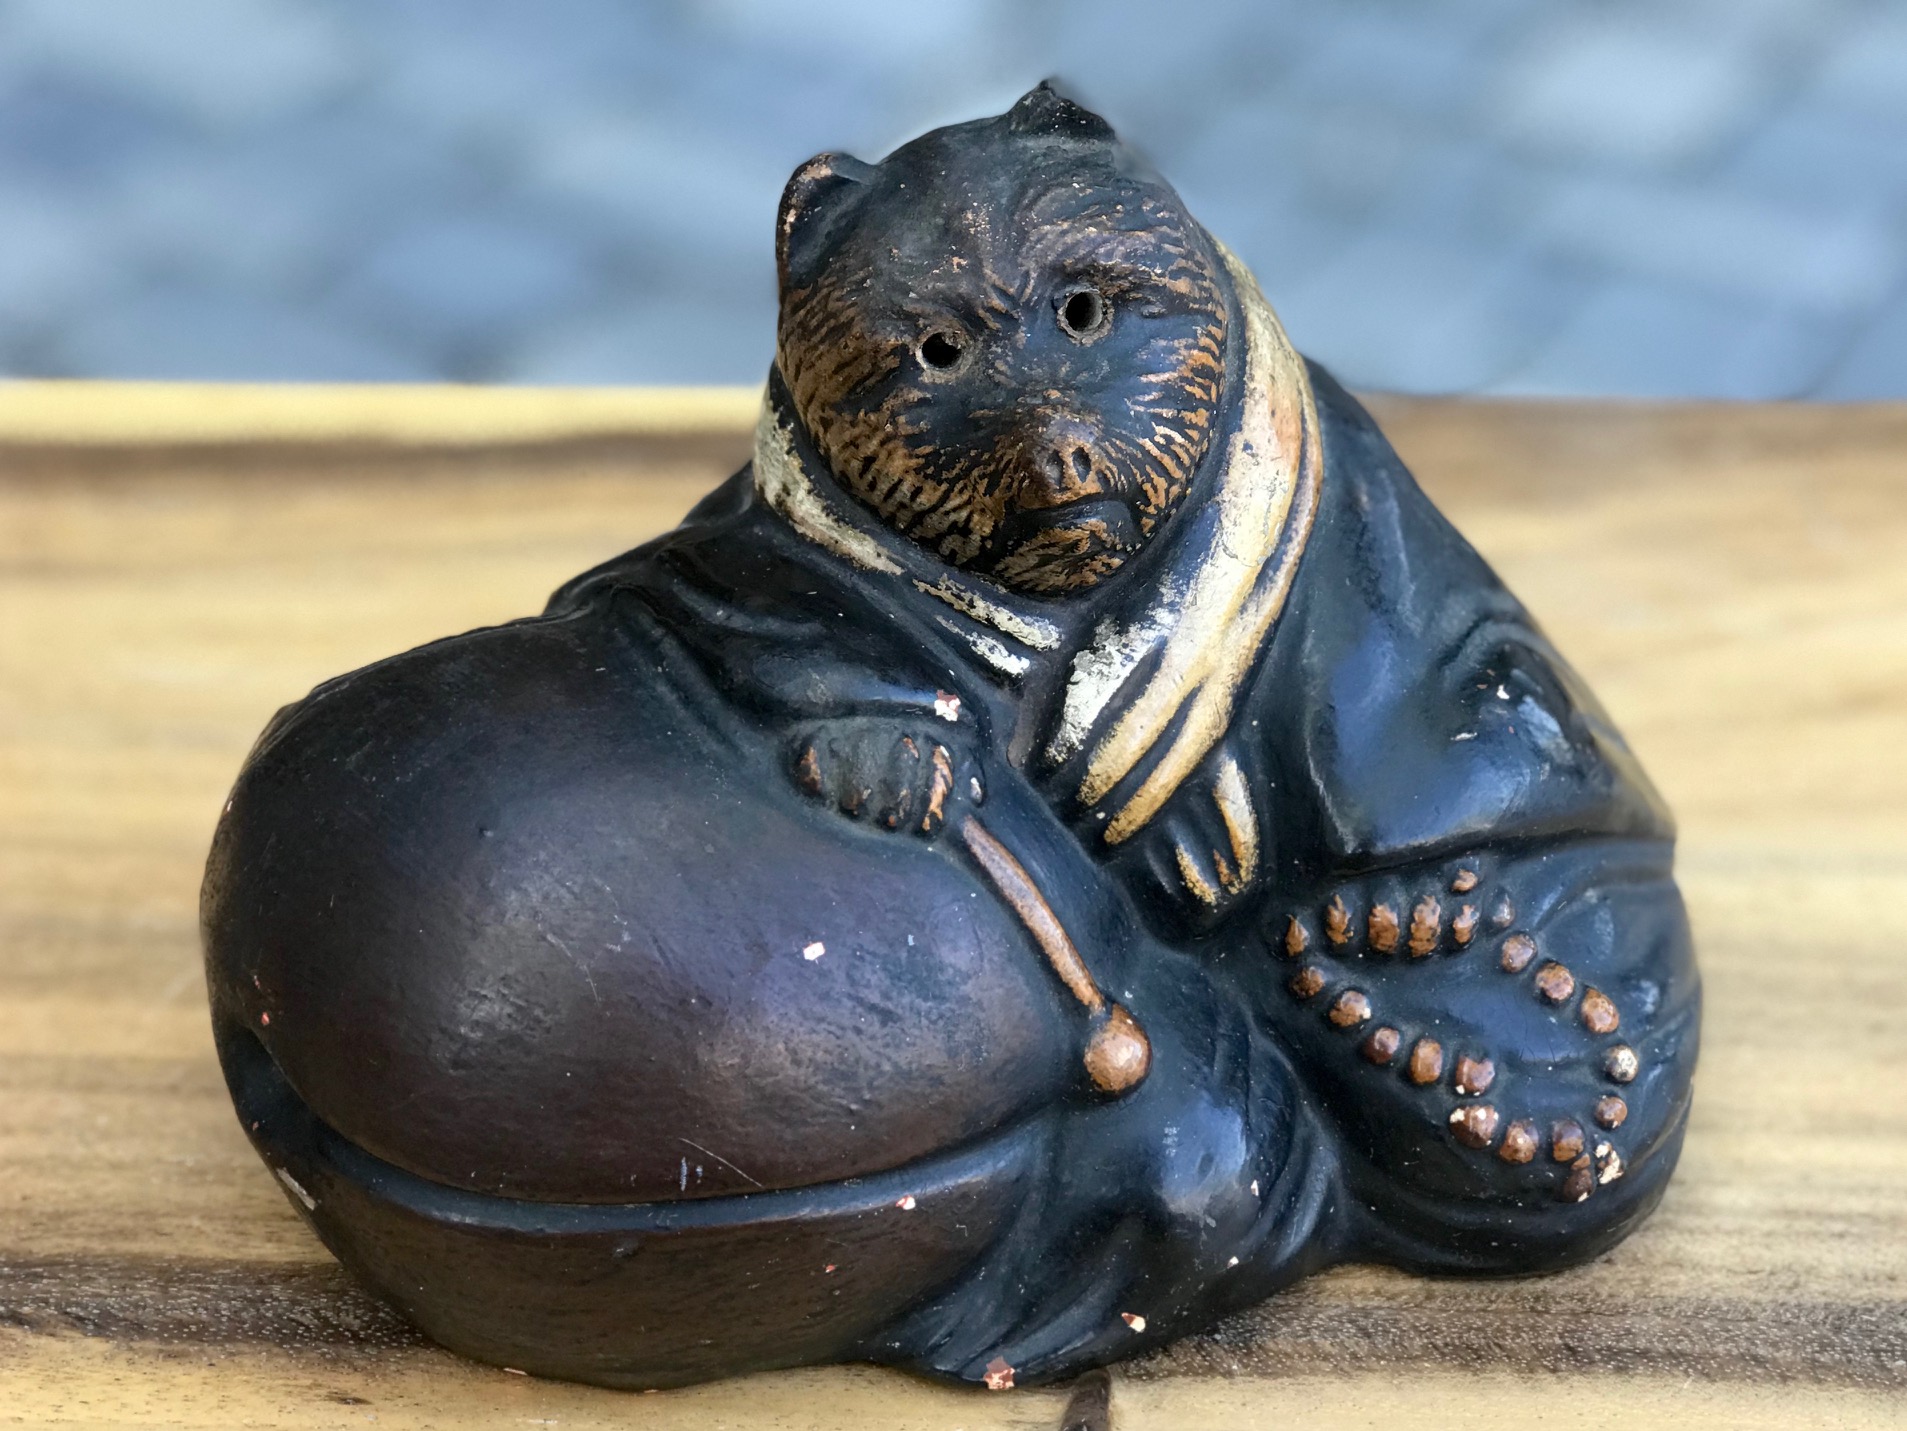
left=774, top=84, right=1230, bottom=597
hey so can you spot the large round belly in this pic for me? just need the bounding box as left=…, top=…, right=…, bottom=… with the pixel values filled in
left=202, top=612, right=1076, bottom=1203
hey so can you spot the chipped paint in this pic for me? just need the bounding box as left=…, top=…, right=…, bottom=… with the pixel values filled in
left=933, top=616, right=1030, bottom=678
left=1047, top=600, right=1175, bottom=766
left=274, top=1167, right=316, bottom=1211
left=915, top=575, right=1060, bottom=650
left=1595, top=1141, right=1625, bottom=1184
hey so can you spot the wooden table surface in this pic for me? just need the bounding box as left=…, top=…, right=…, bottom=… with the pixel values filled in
left=2, top=384, right=1904, bottom=1429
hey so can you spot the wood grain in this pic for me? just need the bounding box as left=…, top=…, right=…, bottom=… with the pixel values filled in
left=2, top=386, right=1904, bottom=1428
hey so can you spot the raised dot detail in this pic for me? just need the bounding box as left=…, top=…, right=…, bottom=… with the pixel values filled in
left=1604, top=1044, right=1639, bottom=1083
left=1580, top=986, right=1620, bottom=1035
left=795, top=745, right=823, bottom=794
left=1551, top=1119, right=1585, bottom=1163
left=1561, top=1154, right=1595, bottom=1203
left=1452, top=905, right=1479, bottom=946
left=1324, top=896, right=1352, bottom=947
left=1362, top=1026, right=1402, bottom=1065
left=1368, top=904, right=1400, bottom=954
left=1490, top=897, right=1516, bottom=930
left=1451, top=869, right=1479, bottom=894
left=1328, top=989, right=1372, bottom=1028
left=1498, top=1119, right=1538, bottom=1164
left=1284, top=917, right=1308, bottom=958
left=1083, top=1005, right=1151, bottom=1095
left=1449, top=1104, right=1500, bottom=1149
left=1407, top=1038, right=1443, bottom=1086
left=1533, top=961, right=1575, bottom=1003
left=1452, top=1054, right=1496, bottom=1096
left=1595, top=1095, right=1628, bottom=1128
left=1500, top=932, right=1537, bottom=973
left=1408, top=898, right=1441, bottom=957
left=1289, top=966, right=1326, bottom=999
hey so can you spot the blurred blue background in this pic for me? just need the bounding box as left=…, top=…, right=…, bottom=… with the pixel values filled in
left=1, top=0, right=1904, bottom=396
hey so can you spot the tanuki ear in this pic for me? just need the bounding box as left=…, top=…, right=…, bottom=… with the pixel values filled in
left=1006, top=80, right=1116, bottom=142
left=776, top=152, right=873, bottom=290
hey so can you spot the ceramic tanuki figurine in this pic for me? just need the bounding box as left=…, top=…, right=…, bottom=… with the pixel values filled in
left=201, top=86, right=1699, bottom=1392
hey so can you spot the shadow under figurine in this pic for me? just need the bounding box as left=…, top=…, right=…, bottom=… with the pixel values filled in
left=201, top=85, right=1699, bottom=1393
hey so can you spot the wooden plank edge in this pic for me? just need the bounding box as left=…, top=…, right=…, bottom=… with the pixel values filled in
left=0, top=381, right=763, bottom=447
left=2, top=1254, right=1901, bottom=1390
left=6, top=383, right=1903, bottom=464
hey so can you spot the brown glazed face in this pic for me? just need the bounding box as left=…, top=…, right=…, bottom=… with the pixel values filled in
left=774, top=88, right=1229, bottom=597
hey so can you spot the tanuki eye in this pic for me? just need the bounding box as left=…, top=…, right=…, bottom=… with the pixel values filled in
left=1057, top=286, right=1110, bottom=341
left=918, top=330, right=965, bottom=369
